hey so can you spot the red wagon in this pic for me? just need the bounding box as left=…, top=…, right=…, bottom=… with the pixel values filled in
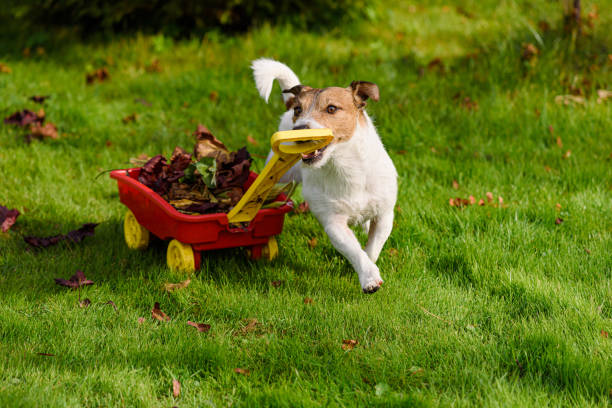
left=110, top=129, right=333, bottom=273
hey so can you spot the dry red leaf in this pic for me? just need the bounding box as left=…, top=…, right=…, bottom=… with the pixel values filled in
left=27, top=122, right=59, bottom=142
left=271, top=280, right=283, bottom=287
left=164, top=279, right=191, bottom=292
left=556, top=137, right=563, bottom=148
left=308, top=237, right=318, bottom=249
left=469, top=195, right=476, bottom=205
left=235, top=318, right=259, bottom=336
left=79, top=298, right=91, bottom=308
left=341, top=339, right=358, bottom=351
left=24, top=223, right=98, bottom=248
left=601, top=330, right=609, bottom=338
left=4, top=109, right=44, bottom=127
left=172, top=379, right=180, bottom=397
left=55, top=270, right=94, bottom=289
left=0, top=205, right=20, bottom=232
left=152, top=302, right=170, bottom=321
left=498, top=196, right=503, bottom=204
left=452, top=180, right=459, bottom=190
left=478, top=199, right=485, bottom=206
left=105, top=300, right=118, bottom=311
left=137, top=317, right=146, bottom=325
left=585, top=248, right=591, bottom=255
left=521, top=43, right=539, bottom=61
left=209, top=91, right=219, bottom=102
left=562, top=150, right=572, bottom=159
left=187, top=321, right=211, bottom=332
left=303, top=297, right=314, bottom=304
left=486, top=192, right=494, bottom=202
left=555, top=203, right=562, bottom=211
left=234, top=368, right=250, bottom=376
left=555, top=218, right=564, bottom=225
left=86, top=67, right=109, bottom=84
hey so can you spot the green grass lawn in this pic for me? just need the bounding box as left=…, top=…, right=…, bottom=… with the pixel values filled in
left=1, top=1, right=611, bottom=406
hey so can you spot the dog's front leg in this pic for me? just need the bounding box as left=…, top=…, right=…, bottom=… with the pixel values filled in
left=321, top=214, right=383, bottom=293
left=365, top=210, right=394, bottom=263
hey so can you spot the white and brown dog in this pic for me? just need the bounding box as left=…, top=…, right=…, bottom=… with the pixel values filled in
left=252, top=59, right=398, bottom=293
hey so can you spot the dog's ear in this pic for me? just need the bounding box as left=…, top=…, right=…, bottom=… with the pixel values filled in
left=282, top=85, right=306, bottom=96
left=350, top=81, right=380, bottom=108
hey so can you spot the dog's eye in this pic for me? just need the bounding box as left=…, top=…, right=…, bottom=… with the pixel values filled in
left=294, top=106, right=302, bottom=116
left=326, top=105, right=338, bottom=114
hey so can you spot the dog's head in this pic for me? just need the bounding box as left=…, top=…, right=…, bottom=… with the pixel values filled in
left=282, top=81, right=379, bottom=168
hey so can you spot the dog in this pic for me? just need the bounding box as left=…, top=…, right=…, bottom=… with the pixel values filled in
left=252, top=59, right=398, bottom=293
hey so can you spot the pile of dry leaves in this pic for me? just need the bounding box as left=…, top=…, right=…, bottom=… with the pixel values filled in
left=4, top=96, right=58, bottom=143
left=138, top=125, right=252, bottom=215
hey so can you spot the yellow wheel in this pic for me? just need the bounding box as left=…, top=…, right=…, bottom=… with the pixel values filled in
left=167, top=239, right=196, bottom=273
left=262, top=236, right=279, bottom=261
left=124, top=210, right=150, bottom=250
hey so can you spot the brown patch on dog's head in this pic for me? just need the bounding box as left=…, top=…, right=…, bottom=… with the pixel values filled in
left=287, top=82, right=380, bottom=144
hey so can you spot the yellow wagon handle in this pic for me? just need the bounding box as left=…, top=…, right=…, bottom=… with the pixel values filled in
left=227, top=128, right=333, bottom=223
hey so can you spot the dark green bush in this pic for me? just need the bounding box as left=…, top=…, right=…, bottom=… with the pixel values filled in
left=0, top=0, right=376, bottom=38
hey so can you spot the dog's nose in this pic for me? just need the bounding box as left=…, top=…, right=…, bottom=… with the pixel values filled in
left=293, top=125, right=309, bottom=130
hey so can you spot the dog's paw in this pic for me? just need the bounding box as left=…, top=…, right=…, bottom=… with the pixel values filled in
left=360, top=265, right=383, bottom=294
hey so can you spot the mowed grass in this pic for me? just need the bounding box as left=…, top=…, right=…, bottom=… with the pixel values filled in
left=1, top=1, right=611, bottom=406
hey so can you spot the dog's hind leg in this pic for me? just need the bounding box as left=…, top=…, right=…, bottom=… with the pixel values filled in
left=364, top=211, right=394, bottom=263
left=321, top=214, right=383, bottom=293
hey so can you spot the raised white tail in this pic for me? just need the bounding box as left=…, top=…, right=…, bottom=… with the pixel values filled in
left=251, top=58, right=300, bottom=104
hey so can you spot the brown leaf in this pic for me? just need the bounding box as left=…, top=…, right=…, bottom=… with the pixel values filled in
left=209, top=90, right=219, bottom=102
left=547, top=125, right=554, bottom=135
left=79, top=298, right=91, bottom=308
left=341, top=339, right=358, bottom=351
left=37, top=352, right=55, bottom=357
left=478, top=199, right=485, bottom=206
left=271, top=280, right=284, bottom=288
left=555, top=203, right=562, bottom=211
left=193, top=125, right=228, bottom=160
left=452, top=180, right=459, bottom=190
left=0, top=62, right=11, bottom=73
left=555, top=218, right=564, bottom=225
left=86, top=67, right=109, bottom=84
left=29, top=95, right=49, bottom=104
left=234, top=368, right=250, bottom=376
left=585, top=248, right=591, bottom=255
left=246, top=134, right=258, bottom=146
left=235, top=318, right=259, bottom=336
left=55, top=270, right=94, bottom=289
left=485, top=192, right=494, bottom=202
left=308, top=237, right=318, bottom=249
left=498, top=196, right=503, bottom=205
left=0, top=205, right=20, bottom=232
left=164, top=279, right=191, bottom=292
left=397, top=149, right=407, bottom=155
left=469, top=195, right=476, bottom=205
left=172, top=379, right=180, bottom=397
left=4, top=109, right=44, bottom=127
left=521, top=43, right=539, bottom=61
left=388, top=248, right=399, bottom=257
left=303, top=297, right=314, bottom=304
left=105, top=300, right=118, bottom=311
left=122, top=113, right=138, bottom=124
left=137, top=317, right=146, bottom=325
left=601, top=330, right=609, bottom=338
left=24, top=223, right=98, bottom=248
left=152, top=302, right=170, bottom=322
left=187, top=321, right=211, bottom=332
left=562, top=150, right=572, bottom=159
left=556, top=137, right=563, bottom=148
left=27, top=122, right=59, bottom=141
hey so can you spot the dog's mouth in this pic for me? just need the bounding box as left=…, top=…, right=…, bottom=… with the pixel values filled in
left=301, top=145, right=328, bottom=164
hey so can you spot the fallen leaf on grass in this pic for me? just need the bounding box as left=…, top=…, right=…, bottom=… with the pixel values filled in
left=55, top=270, right=94, bottom=289
left=452, top=180, right=459, bottom=190
left=105, top=301, right=118, bottom=311
left=555, top=95, right=585, bottom=106
left=388, top=248, right=399, bottom=257
left=271, top=280, right=284, bottom=288
left=555, top=218, right=564, bottom=225
left=26, top=122, right=58, bottom=142
left=308, top=237, right=318, bottom=249
left=478, top=199, right=485, bottom=206
left=449, top=197, right=471, bottom=207
left=29, top=95, right=49, bottom=104
left=152, top=302, right=170, bottom=321
left=234, top=368, right=250, bottom=376
left=601, top=330, right=609, bottom=338
left=164, top=279, right=191, bottom=292
left=86, top=67, right=110, bottom=84
left=0, top=205, right=20, bottom=232
left=24, top=223, right=98, bottom=248
left=556, top=137, right=563, bottom=148
left=521, top=43, right=539, bottom=62
left=0, top=62, right=11, bottom=73
left=486, top=192, right=494, bottom=202
left=122, top=113, right=138, bottom=124
left=303, top=297, right=313, bottom=304
left=562, top=150, right=572, bottom=159
left=187, top=321, right=211, bottom=332
left=209, top=90, right=219, bottom=102
left=246, top=134, right=258, bottom=146
left=596, top=89, right=612, bottom=104
left=555, top=203, right=562, bottom=211
left=341, top=339, right=358, bottom=351
left=585, top=248, right=591, bottom=255
left=4, top=109, right=44, bottom=127
left=79, top=298, right=91, bottom=308
left=137, top=317, right=146, bottom=325
left=172, top=379, right=180, bottom=397
left=145, top=59, right=162, bottom=73
left=235, top=318, right=259, bottom=336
